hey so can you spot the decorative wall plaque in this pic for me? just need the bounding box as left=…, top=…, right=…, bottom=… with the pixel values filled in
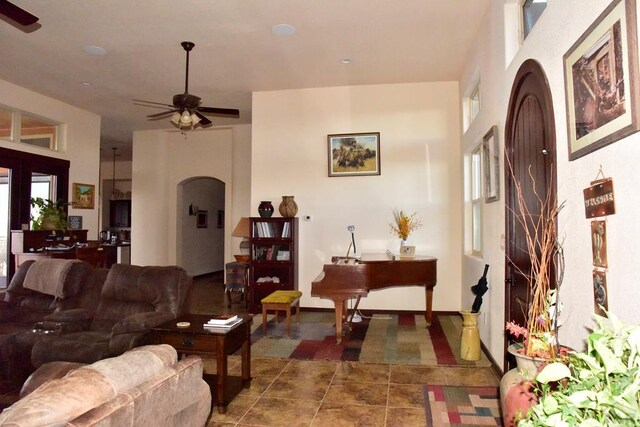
left=583, top=178, right=615, bottom=218
left=593, top=269, right=609, bottom=317
left=591, top=220, right=608, bottom=268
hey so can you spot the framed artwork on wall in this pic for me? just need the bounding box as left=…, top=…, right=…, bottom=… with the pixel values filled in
left=563, top=0, right=640, bottom=160
left=68, top=215, right=83, bottom=230
left=196, top=210, right=208, bottom=228
left=327, top=132, right=381, bottom=177
left=482, top=126, right=500, bottom=203
left=72, top=183, right=95, bottom=209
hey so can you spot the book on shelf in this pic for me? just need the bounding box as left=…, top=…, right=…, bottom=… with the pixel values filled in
left=276, top=250, right=290, bottom=261
left=205, top=314, right=238, bottom=325
left=203, top=317, right=242, bottom=329
left=281, top=222, right=290, bottom=238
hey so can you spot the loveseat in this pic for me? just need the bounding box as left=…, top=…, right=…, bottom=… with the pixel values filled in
left=0, top=344, right=211, bottom=426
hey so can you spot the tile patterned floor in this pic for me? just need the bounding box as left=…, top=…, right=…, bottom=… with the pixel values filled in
left=193, top=273, right=501, bottom=426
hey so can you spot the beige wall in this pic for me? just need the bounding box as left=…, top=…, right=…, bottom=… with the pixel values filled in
left=0, top=79, right=101, bottom=236
left=130, top=124, right=251, bottom=268
left=252, top=83, right=462, bottom=311
left=460, top=0, right=640, bottom=364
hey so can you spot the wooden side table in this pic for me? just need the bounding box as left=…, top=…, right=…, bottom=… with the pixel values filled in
left=152, top=314, right=252, bottom=414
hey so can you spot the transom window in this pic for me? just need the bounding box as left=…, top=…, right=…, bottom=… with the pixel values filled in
left=0, top=107, right=59, bottom=151
left=522, top=0, right=547, bottom=40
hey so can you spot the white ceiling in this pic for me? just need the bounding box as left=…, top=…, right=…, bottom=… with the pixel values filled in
left=0, top=0, right=490, bottom=161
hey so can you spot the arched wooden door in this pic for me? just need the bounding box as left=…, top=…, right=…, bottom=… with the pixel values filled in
left=504, top=60, right=557, bottom=370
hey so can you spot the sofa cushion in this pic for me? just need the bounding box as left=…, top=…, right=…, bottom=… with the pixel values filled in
left=22, top=259, right=90, bottom=299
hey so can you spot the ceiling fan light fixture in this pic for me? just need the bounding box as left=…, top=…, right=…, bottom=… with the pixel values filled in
left=180, top=110, right=192, bottom=125
left=171, top=112, right=181, bottom=126
left=191, top=113, right=201, bottom=126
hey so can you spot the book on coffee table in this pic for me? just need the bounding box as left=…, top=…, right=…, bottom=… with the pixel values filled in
left=205, top=314, right=239, bottom=326
left=203, top=317, right=242, bottom=329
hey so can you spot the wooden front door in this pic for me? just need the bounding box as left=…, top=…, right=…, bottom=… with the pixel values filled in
left=504, top=60, right=557, bottom=370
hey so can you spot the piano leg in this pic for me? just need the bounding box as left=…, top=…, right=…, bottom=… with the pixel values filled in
left=425, top=287, right=433, bottom=327
left=334, top=299, right=345, bottom=344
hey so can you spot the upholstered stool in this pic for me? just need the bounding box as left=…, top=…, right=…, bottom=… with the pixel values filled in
left=261, top=290, right=302, bottom=337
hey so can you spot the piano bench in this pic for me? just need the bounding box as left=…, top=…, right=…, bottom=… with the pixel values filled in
left=261, top=290, right=303, bottom=337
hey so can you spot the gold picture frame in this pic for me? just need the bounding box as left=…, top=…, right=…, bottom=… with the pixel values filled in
left=399, top=245, right=416, bottom=259
left=327, top=132, right=381, bottom=177
left=72, top=183, right=95, bottom=209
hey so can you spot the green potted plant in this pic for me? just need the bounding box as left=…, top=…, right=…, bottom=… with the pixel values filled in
left=30, top=197, right=69, bottom=230
left=519, top=313, right=640, bottom=426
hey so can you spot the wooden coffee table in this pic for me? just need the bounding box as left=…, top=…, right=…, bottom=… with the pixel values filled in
left=152, top=313, right=252, bottom=414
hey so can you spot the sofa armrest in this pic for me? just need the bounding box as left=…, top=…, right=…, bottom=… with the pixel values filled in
left=111, top=311, right=174, bottom=335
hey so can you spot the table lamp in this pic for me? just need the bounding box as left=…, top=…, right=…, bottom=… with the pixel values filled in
left=232, top=217, right=250, bottom=262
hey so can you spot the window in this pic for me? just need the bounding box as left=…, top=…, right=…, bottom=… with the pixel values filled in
left=471, top=146, right=483, bottom=255
left=463, top=80, right=481, bottom=131
left=0, top=106, right=60, bottom=151
left=522, top=0, right=547, bottom=40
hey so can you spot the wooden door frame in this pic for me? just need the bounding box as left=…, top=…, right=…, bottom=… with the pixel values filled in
left=503, top=59, right=558, bottom=369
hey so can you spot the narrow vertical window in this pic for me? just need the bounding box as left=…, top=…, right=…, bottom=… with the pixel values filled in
left=471, top=146, right=483, bottom=255
left=522, top=0, right=547, bottom=40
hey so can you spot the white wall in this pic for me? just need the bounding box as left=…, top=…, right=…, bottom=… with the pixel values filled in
left=131, top=124, right=251, bottom=267
left=252, top=83, right=462, bottom=311
left=0, top=79, right=101, bottom=236
left=460, top=0, right=640, bottom=365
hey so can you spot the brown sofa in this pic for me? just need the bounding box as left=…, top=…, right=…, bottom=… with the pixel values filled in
left=0, top=260, right=106, bottom=389
left=0, top=344, right=211, bottom=426
left=31, top=264, right=193, bottom=367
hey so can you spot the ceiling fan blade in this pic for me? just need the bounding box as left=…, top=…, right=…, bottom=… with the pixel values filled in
left=194, top=111, right=212, bottom=127
left=0, top=0, right=39, bottom=26
left=147, top=109, right=179, bottom=119
left=197, top=106, right=240, bottom=118
left=132, top=99, right=175, bottom=108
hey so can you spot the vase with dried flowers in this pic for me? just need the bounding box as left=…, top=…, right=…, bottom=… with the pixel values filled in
left=388, top=210, right=422, bottom=245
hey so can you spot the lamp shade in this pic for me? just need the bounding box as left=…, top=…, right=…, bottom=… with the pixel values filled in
left=232, top=217, right=250, bottom=237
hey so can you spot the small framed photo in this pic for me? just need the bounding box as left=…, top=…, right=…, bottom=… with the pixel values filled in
left=327, top=132, right=381, bottom=177
left=196, top=210, right=208, bottom=228
left=68, top=215, right=83, bottom=230
left=399, top=245, right=416, bottom=259
left=482, top=126, right=500, bottom=203
left=563, top=0, right=640, bottom=160
left=72, top=183, right=95, bottom=209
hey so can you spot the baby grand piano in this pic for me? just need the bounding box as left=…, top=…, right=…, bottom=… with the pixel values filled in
left=311, top=253, right=437, bottom=343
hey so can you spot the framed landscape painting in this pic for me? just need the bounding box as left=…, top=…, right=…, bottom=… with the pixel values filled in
left=327, top=132, right=381, bottom=177
left=72, top=183, right=95, bottom=209
left=563, top=0, right=640, bottom=160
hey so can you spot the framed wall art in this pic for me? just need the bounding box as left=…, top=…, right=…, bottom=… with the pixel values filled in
left=593, top=269, right=609, bottom=317
left=482, top=126, right=500, bottom=203
left=196, top=210, right=208, bottom=228
left=591, top=220, right=608, bottom=268
left=563, top=0, right=640, bottom=160
left=72, top=183, right=95, bottom=209
left=327, top=132, right=381, bottom=177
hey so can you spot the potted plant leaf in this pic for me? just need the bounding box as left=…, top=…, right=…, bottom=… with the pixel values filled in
left=30, top=197, right=69, bottom=230
left=519, top=313, right=640, bottom=426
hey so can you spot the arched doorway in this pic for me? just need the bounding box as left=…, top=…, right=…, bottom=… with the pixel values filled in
left=504, top=59, right=558, bottom=370
left=176, top=177, right=225, bottom=276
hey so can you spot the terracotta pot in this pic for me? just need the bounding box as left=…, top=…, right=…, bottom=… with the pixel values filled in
left=278, top=196, right=298, bottom=218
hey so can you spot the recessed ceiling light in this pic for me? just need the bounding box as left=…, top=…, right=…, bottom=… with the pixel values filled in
left=272, top=24, right=296, bottom=36
left=341, top=58, right=352, bottom=64
left=83, top=45, right=107, bottom=56
left=81, top=81, right=93, bottom=86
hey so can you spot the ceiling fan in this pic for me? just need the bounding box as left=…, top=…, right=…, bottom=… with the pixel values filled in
left=0, top=0, right=39, bottom=26
left=133, top=41, right=239, bottom=130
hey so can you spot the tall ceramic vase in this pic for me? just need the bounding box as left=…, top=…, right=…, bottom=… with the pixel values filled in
left=459, top=310, right=481, bottom=361
left=278, top=196, right=298, bottom=218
